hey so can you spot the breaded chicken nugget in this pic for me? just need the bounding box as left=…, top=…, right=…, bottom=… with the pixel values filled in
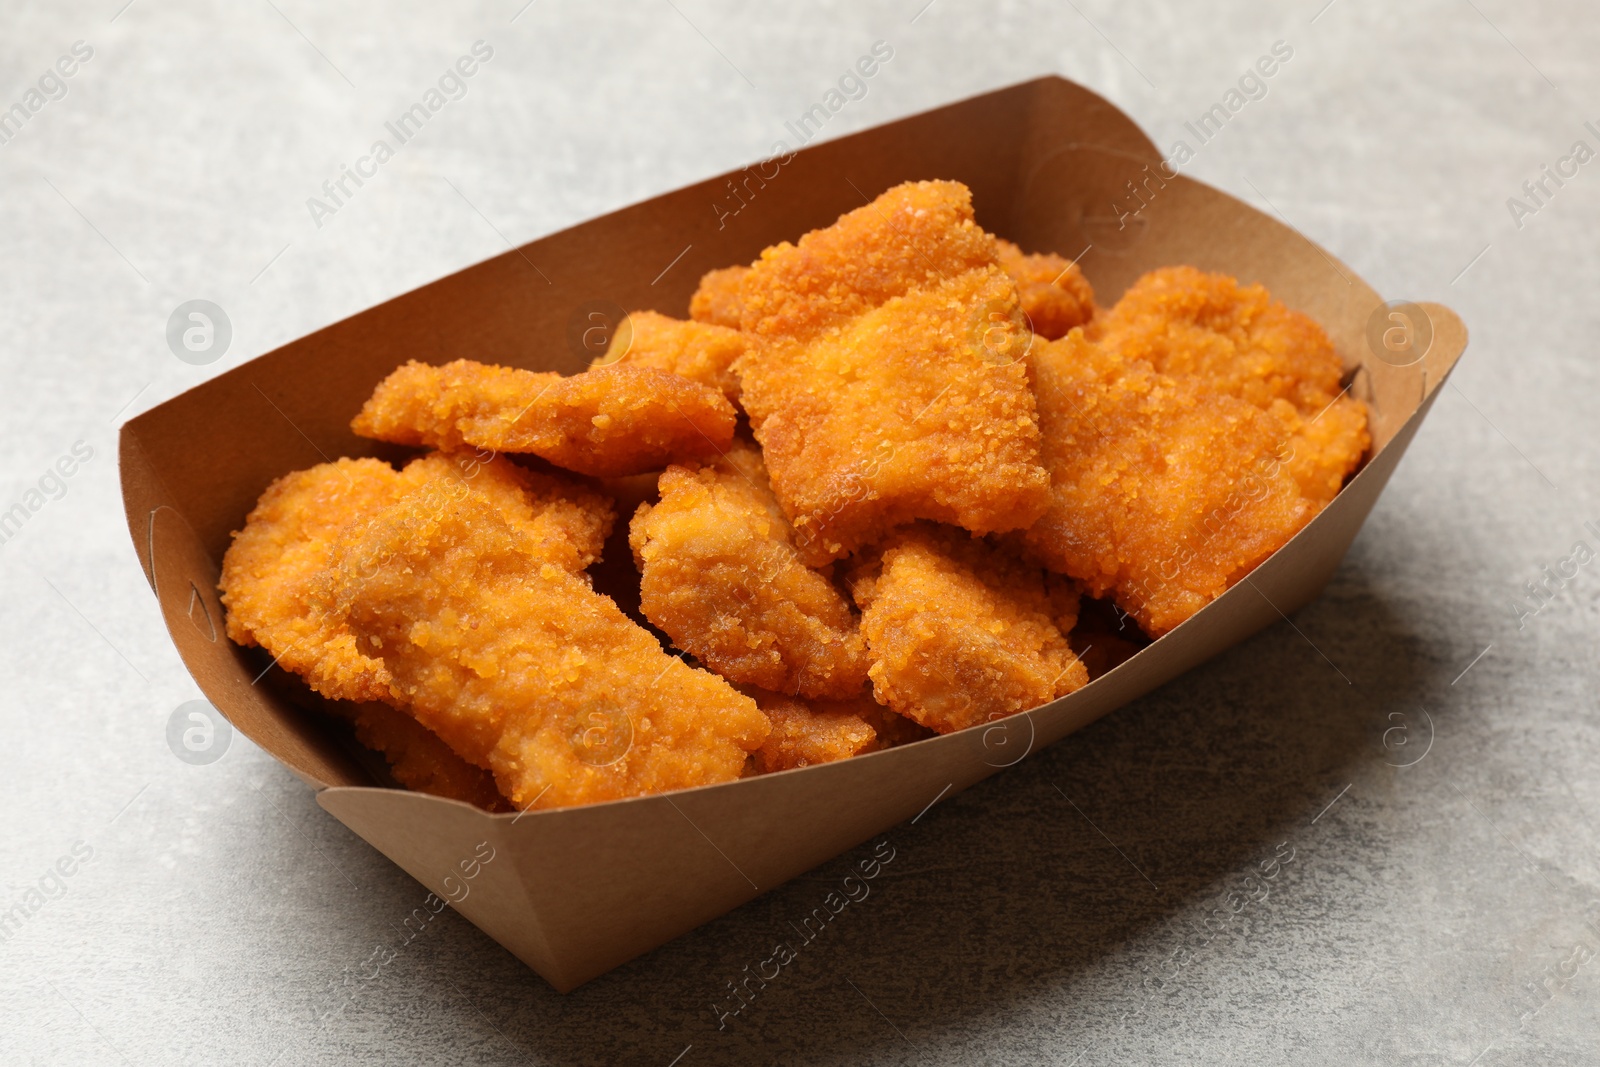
left=735, top=180, right=999, bottom=340
left=220, top=452, right=613, bottom=703
left=1023, top=330, right=1321, bottom=637
left=994, top=238, right=1096, bottom=339
left=852, top=524, right=1089, bottom=734
left=351, top=359, right=737, bottom=478
left=263, top=671, right=509, bottom=810
left=321, top=486, right=769, bottom=810
left=689, top=238, right=1095, bottom=342
left=326, top=700, right=511, bottom=811
left=746, top=688, right=931, bottom=773
left=220, top=457, right=405, bottom=704
left=1276, top=396, right=1371, bottom=506
left=1091, top=266, right=1357, bottom=416
left=393, top=451, right=614, bottom=575
left=689, top=265, right=750, bottom=329
left=596, top=309, right=746, bottom=403
left=630, top=440, right=869, bottom=698
left=746, top=266, right=1049, bottom=565
left=748, top=690, right=877, bottom=773
left=735, top=183, right=1050, bottom=563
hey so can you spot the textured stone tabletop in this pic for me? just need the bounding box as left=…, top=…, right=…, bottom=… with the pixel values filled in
left=3, top=1, right=1598, bottom=1064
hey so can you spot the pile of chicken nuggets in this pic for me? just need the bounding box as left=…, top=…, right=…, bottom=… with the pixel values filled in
left=220, top=180, right=1370, bottom=813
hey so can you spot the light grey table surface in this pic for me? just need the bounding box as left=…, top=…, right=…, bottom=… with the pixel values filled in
left=3, top=1, right=1597, bottom=1064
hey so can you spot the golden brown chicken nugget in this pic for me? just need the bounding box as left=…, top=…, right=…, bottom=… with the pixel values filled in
left=852, top=524, right=1088, bottom=734
left=321, top=486, right=768, bottom=810
left=219, top=457, right=406, bottom=704
left=597, top=309, right=746, bottom=403
left=746, top=689, right=930, bottom=773
left=630, top=440, right=869, bottom=698
left=741, top=265, right=1051, bottom=565
left=351, top=359, right=737, bottom=477
left=327, top=701, right=511, bottom=812
left=1091, top=265, right=1357, bottom=416
left=994, top=238, right=1096, bottom=339
left=735, top=180, right=998, bottom=341
left=1275, top=395, right=1371, bottom=506
left=1024, top=330, right=1322, bottom=637
left=689, top=265, right=750, bottom=329
left=390, top=451, right=614, bottom=575
left=221, top=452, right=612, bottom=701
left=747, top=690, right=877, bottom=773
left=734, top=182, right=1050, bottom=563
left=263, top=670, right=510, bottom=811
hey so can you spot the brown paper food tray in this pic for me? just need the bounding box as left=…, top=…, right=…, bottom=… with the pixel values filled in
left=119, top=76, right=1467, bottom=992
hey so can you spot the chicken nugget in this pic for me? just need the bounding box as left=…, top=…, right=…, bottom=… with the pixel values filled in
left=736, top=180, right=999, bottom=340
left=994, top=238, right=1096, bottom=338
left=689, top=265, right=750, bottom=329
left=221, top=451, right=613, bottom=699
left=734, top=182, right=1050, bottom=564
left=1275, top=395, right=1371, bottom=506
left=746, top=688, right=931, bottom=773
left=262, top=668, right=510, bottom=811
left=326, top=700, right=512, bottom=811
left=392, top=450, right=614, bottom=574
left=1092, top=265, right=1360, bottom=418
left=852, top=524, right=1089, bottom=734
left=597, top=309, right=746, bottom=403
left=739, top=251, right=1051, bottom=564
left=1023, top=330, right=1321, bottom=637
left=219, top=457, right=405, bottom=704
left=351, top=359, right=737, bottom=477
left=693, top=236, right=1095, bottom=343
left=630, top=440, right=869, bottom=698
left=321, top=485, right=769, bottom=810
left=747, top=690, right=877, bottom=773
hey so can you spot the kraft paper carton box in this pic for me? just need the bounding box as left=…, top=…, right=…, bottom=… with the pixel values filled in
left=119, top=76, right=1467, bottom=991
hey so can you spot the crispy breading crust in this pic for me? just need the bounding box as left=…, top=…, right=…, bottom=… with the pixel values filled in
left=222, top=191, right=1372, bottom=807
left=1091, top=266, right=1352, bottom=415
left=395, top=451, right=615, bottom=575
left=630, top=440, right=870, bottom=698
left=1030, top=266, right=1369, bottom=635
left=994, top=238, right=1096, bottom=339
left=734, top=183, right=1052, bottom=563
left=1023, top=330, right=1323, bottom=637
left=689, top=265, right=750, bottom=329
left=219, top=457, right=405, bottom=704
left=325, top=700, right=511, bottom=811
left=748, top=690, right=877, bottom=772
left=852, top=524, right=1088, bottom=734
left=220, top=452, right=614, bottom=702
left=597, top=309, right=746, bottom=403
left=351, top=359, right=737, bottom=477
left=689, top=238, right=1097, bottom=343
left=746, top=688, right=932, bottom=773
left=264, top=669, right=510, bottom=811
left=321, top=482, right=768, bottom=810
left=744, top=265, right=1050, bottom=564
left=735, top=180, right=1000, bottom=341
